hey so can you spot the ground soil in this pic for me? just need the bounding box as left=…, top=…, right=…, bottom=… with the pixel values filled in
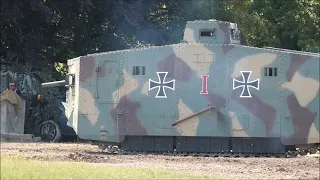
left=1, top=142, right=319, bottom=179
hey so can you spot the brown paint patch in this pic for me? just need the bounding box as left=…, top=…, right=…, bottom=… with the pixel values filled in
left=222, top=44, right=234, bottom=54
left=80, top=56, right=95, bottom=82
left=111, top=96, right=147, bottom=140
left=285, top=54, right=309, bottom=81
left=231, top=90, right=276, bottom=137
left=281, top=94, right=317, bottom=145
left=207, top=92, right=226, bottom=109
left=97, top=62, right=107, bottom=78
left=157, top=54, right=193, bottom=82
left=219, top=23, right=231, bottom=44
left=207, top=92, right=227, bottom=121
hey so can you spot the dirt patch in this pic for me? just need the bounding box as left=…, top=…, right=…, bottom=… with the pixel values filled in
left=1, top=142, right=319, bottom=179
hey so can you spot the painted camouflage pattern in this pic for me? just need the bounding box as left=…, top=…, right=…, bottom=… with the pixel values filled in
left=64, top=20, right=319, bottom=146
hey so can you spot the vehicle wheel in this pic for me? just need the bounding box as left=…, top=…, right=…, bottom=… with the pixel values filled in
left=39, top=120, right=62, bottom=142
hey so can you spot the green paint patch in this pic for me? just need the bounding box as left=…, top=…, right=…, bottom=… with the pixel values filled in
left=1, top=155, right=215, bottom=180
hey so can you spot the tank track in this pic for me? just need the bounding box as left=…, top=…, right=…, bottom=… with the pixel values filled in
left=96, top=145, right=319, bottom=158
left=91, top=136, right=320, bottom=158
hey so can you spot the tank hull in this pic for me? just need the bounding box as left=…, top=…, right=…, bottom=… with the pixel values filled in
left=65, top=43, right=319, bottom=153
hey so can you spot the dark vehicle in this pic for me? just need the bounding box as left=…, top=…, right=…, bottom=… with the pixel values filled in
left=0, top=59, right=77, bottom=142
left=39, top=99, right=77, bottom=142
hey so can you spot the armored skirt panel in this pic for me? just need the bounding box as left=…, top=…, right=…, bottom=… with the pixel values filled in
left=73, top=43, right=319, bottom=146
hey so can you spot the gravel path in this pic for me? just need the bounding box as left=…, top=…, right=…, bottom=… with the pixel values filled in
left=1, top=142, right=319, bottom=179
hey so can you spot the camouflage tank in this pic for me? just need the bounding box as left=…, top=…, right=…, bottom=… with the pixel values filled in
left=43, top=19, right=320, bottom=155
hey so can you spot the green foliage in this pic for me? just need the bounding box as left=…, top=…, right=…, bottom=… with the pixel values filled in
left=1, top=0, right=318, bottom=83
left=217, top=0, right=320, bottom=52
left=1, top=156, right=214, bottom=180
left=54, top=62, right=68, bottom=76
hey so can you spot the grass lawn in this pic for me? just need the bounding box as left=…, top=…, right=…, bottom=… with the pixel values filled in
left=1, top=155, right=215, bottom=180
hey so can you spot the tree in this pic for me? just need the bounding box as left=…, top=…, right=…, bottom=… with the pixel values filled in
left=216, top=0, right=320, bottom=52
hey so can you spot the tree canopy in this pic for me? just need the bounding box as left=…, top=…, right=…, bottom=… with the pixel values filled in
left=1, top=0, right=319, bottom=81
